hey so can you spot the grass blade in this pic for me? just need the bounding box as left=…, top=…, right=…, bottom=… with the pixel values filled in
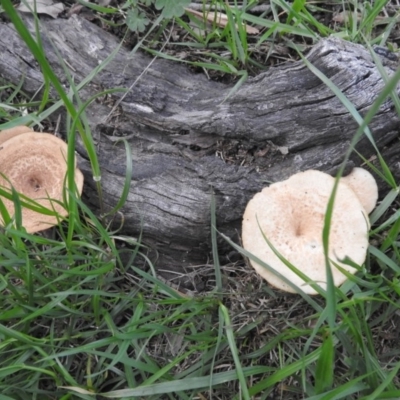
left=219, top=303, right=250, bottom=400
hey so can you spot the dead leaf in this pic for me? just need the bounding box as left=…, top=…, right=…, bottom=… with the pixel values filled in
left=66, top=3, right=96, bottom=20
left=185, top=7, right=259, bottom=35
left=66, top=3, right=83, bottom=17
left=333, top=11, right=388, bottom=25
left=18, top=0, right=64, bottom=18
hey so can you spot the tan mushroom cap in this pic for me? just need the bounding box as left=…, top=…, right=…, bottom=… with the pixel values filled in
left=0, top=126, right=33, bottom=146
left=242, top=170, right=370, bottom=295
left=0, top=131, right=84, bottom=233
left=341, top=167, right=378, bottom=214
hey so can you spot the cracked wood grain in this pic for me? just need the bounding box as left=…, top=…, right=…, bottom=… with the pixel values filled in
left=0, top=15, right=399, bottom=286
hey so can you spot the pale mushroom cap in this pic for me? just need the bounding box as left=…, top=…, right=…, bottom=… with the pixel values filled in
left=341, top=167, right=378, bottom=214
left=242, top=170, right=370, bottom=295
left=0, top=132, right=84, bottom=233
left=0, top=126, right=33, bottom=146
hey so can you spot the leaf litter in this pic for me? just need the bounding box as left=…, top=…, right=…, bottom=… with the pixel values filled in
left=17, top=0, right=64, bottom=18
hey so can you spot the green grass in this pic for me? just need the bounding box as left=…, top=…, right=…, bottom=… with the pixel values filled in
left=0, top=0, right=399, bottom=399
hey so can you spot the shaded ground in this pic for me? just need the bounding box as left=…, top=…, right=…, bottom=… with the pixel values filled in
left=59, top=2, right=400, bottom=397
left=60, top=0, right=400, bottom=81
left=2, top=1, right=400, bottom=398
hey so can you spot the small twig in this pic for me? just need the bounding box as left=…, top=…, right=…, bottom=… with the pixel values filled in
left=188, top=2, right=270, bottom=13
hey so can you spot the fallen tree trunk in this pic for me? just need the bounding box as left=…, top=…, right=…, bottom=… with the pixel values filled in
left=0, top=15, right=399, bottom=281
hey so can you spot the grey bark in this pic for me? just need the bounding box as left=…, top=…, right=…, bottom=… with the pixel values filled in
left=0, top=14, right=399, bottom=282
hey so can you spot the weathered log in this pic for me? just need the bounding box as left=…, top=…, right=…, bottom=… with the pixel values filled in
left=0, top=15, right=399, bottom=281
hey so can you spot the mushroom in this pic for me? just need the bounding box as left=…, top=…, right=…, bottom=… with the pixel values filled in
left=340, top=167, right=378, bottom=214
left=242, top=170, right=371, bottom=295
left=0, top=129, right=84, bottom=233
left=0, top=125, right=33, bottom=146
